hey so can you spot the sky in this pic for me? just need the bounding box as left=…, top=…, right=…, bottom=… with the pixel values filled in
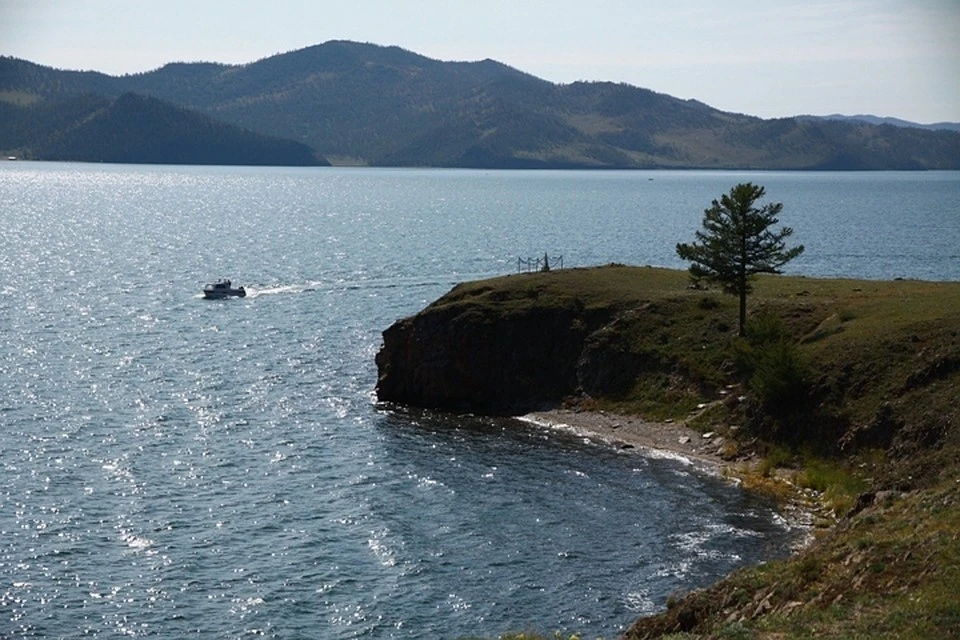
left=2, top=0, right=958, bottom=124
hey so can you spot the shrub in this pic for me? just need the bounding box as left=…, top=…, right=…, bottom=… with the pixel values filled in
left=758, top=444, right=794, bottom=477
left=800, top=459, right=868, bottom=514
left=733, top=311, right=814, bottom=446
left=750, top=339, right=809, bottom=410
left=737, top=312, right=810, bottom=413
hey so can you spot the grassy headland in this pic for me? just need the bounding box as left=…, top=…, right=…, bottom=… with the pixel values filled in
left=422, top=265, right=960, bottom=639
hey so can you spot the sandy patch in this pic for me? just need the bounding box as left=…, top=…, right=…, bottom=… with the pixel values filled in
left=518, top=408, right=733, bottom=471
left=519, top=409, right=828, bottom=545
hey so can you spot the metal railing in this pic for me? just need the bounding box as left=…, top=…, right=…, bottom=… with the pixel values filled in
left=518, top=253, right=563, bottom=273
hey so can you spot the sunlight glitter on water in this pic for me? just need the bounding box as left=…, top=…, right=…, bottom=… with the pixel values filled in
left=7, top=163, right=952, bottom=637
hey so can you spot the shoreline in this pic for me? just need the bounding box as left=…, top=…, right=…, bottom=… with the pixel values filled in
left=518, top=408, right=826, bottom=545
left=518, top=408, right=733, bottom=471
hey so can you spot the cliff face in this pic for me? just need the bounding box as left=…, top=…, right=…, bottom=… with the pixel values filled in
left=374, top=267, right=744, bottom=416
left=374, top=268, right=682, bottom=414
left=374, top=266, right=718, bottom=415
left=376, top=293, right=604, bottom=414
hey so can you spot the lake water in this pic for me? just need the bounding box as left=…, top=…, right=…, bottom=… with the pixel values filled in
left=1, top=163, right=957, bottom=639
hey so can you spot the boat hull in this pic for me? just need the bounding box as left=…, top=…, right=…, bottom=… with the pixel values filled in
left=202, top=284, right=246, bottom=299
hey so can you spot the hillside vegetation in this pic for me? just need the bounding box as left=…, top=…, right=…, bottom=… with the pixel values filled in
left=376, top=265, right=960, bottom=638
left=3, top=41, right=959, bottom=168
left=0, top=92, right=325, bottom=165
left=379, top=266, right=960, bottom=459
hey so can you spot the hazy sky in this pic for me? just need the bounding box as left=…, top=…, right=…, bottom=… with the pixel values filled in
left=2, top=0, right=958, bottom=123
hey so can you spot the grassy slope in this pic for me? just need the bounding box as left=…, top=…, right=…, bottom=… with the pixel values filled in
left=448, top=265, right=960, bottom=639
left=623, top=477, right=960, bottom=639
left=445, top=266, right=960, bottom=439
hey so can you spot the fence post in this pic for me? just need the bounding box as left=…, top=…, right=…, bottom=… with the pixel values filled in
left=517, top=254, right=563, bottom=273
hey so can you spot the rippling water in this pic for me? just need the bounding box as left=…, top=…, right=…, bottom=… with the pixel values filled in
left=1, top=163, right=957, bottom=638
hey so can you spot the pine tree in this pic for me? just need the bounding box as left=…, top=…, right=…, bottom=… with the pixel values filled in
left=676, top=183, right=804, bottom=336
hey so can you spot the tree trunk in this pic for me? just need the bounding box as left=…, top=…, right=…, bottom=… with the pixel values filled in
left=738, top=289, right=747, bottom=337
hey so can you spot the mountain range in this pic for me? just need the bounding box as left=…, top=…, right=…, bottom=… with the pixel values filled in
left=797, top=114, right=960, bottom=133
left=2, top=40, right=958, bottom=169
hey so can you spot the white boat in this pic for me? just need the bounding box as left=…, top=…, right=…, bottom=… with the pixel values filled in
left=202, top=279, right=246, bottom=299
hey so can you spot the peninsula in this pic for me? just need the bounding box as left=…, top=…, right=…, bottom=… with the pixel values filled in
left=375, top=264, right=960, bottom=638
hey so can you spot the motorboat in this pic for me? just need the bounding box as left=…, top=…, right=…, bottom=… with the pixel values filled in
left=202, top=279, right=246, bottom=299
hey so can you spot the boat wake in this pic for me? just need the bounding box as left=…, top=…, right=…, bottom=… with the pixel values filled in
left=240, top=274, right=488, bottom=299
left=245, top=283, right=317, bottom=298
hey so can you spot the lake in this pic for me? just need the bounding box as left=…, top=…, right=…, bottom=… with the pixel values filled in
left=1, top=163, right=957, bottom=638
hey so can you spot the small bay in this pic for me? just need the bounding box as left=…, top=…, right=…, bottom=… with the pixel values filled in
left=1, top=163, right=957, bottom=638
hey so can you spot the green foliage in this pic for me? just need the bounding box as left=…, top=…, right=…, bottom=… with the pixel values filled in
left=799, top=459, right=868, bottom=514
left=677, top=183, right=805, bottom=336
left=746, top=336, right=809, bottom=410
left=734, top=311, right=811, bottom=444
left=624, top=478, right=960, bottom=639
left=1, top=92, right=325, bottom=166
left=757, top=444, right=794, bottom=477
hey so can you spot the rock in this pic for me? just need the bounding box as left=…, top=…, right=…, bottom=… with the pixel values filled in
left=375, top=291, right=593, bottom=413
left=839, top=401, right=902, bottom=452
left=780, top=601, right=805, bottom=616
left=679, top=436, right=691, bottom=445
left=374, top=270, right=754, bottom=417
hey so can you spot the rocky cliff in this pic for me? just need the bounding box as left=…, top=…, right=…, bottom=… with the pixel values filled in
left=376, top=281, right=594, bottom=414
left=374, top=266, right=681, bottom=414
left=376, top=265, right=960, bottom=464
left=374, top=265, right=733, bottom=417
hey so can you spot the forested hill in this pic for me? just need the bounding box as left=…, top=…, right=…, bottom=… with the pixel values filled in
left=0, top=90, right=326, bottom=166
left=2, top=41, right=959, bottom=169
